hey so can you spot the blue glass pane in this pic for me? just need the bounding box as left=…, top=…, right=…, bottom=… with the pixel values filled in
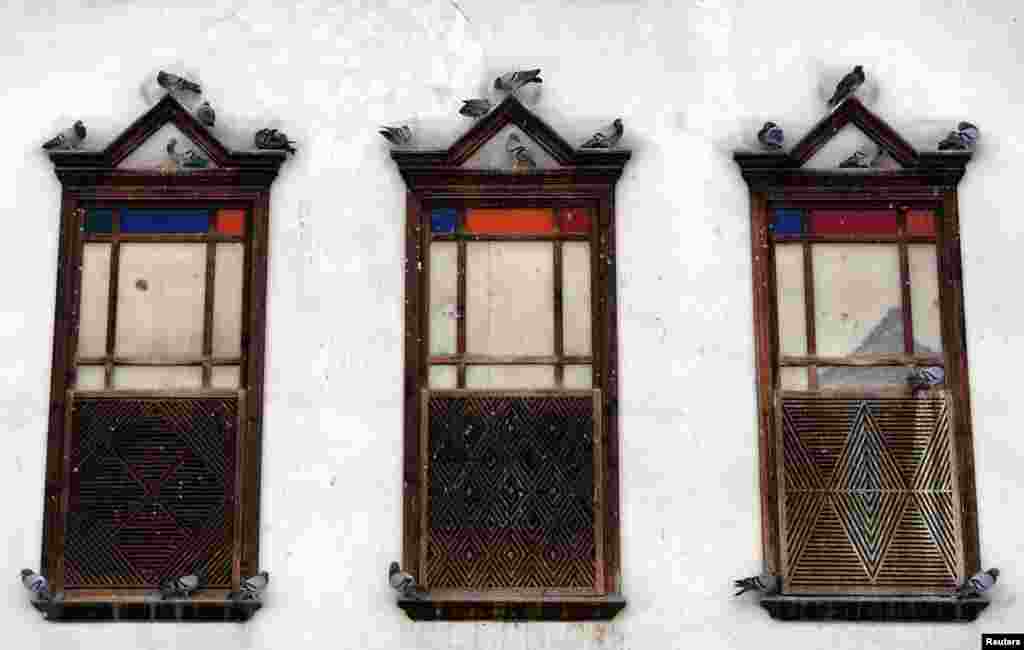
left=431, top=208, right=457, bottom=233
left=772, top=208, right=804, bottom=235
left=120, top=209, right=210, bottom=233
left=84, top=208, right=113, bottom=233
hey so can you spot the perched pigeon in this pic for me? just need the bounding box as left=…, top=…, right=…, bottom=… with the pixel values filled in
left=734, top=573, right=780, bottom=597
left=494, top=69, right=542, bottom=93
left=839, top=149, right=869, bottom=168
left=958, top=121, right=980, bottom=147
left=506, top=133, right=536, bottom=170
left=157, top=70, right=202, bottom=95
left=459, top=99, right=492, bottom=119
left=166, top=138, right=209, bottom=168
left=389, top=562, right=426, bottom=600
left=582, top=118, right=624, bottom=149
left=379, top=125, right=412, bottom=146
left=254, top=128, right=297, bottom=154
left=869, top=146, right=887, bottom=168
left=196, top=101, right=215, bottom=128
left=42, top=120, right=87, bottom=150
left=229, top=571, right=270, bottom=601
left=908, top=366, right=945, bottom=394
left=20, top=569, right=52, bottom=602
left=827, top=65, right=866, bottom=108
left=957, top=568, right=999, bottom=599
left=757, top=121, right=784, bottom=150
left=939, top=121, right=980, bottom=150
left=159, top=572, right=204, bottom=599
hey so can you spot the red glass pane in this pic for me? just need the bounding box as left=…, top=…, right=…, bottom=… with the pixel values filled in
left=809, top=209, right=899, bottom=235
left=215, top=209, right=246, bottom=236
left=558, top=208, right=593, bottom=233
left=906, top=209, right=936, bottom=236
left=464, top=209, right=554, bottom=234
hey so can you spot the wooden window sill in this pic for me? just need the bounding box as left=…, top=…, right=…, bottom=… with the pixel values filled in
left=759, top=595, right=990, bottom=622
left=397, top=592, right=626, bottom=621
left=30, top=591, right=261, bottom=622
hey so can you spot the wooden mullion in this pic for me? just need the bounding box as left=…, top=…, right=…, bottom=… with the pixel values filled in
left=104, top=208, right=122, bottom=387
left=802, top=240, right=818, bottom=389
left=430, top=354, right=592, bottom=365
left=779, top=354, right=943, bottom=367
left=402, top=192, right=425, bottom=581
left=897, top=207, right=915, bottom=356
left=553, top=229, right=564, bottom=387
left=456, top=209, right=467, bottom=388
left=202, top=215, right=218, bottom=388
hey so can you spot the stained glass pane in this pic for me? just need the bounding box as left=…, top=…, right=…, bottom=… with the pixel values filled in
left=112, top=366, right=203, bottom=389
left=429, top=365, right=457, bottom=389
left=212, top=243, right=244, bottom=358
left=909, top=245, right=943, bottom=354
left=84, top=208, right=113, bottom=233
left=120, top=209, right=209, bottom=234
left=211, top=365, right=240, bottom=389
left=774, top=244, right=807, bottom=356
left=430, top=208, right=458, bottom=234
left=429, top=243, right=458, bottom=356
left=563, top=365, right=592, bottom=388
left=465, top=209, right=555, bottom=234
left=907, top=209, right=936, bottom=236
left=75, top=365, right=105, bottom=390
left=771, top=208, right=804, bottom=235
left=808, top=209, right=899, bottom=235
left=558, top=208, right=592, bottom=234
left=817, top=366, right=909, bottom=387
left=562, top=242, right=592, bottom=356
left=779, top=367, right=809, bottom=390
left=465, top=365, right=555, bottom=388
left=215, top=209, right=246, bottom=236
left=78, top=243, right=111, bottom=359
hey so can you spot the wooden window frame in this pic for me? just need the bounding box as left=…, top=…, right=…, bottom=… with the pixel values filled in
left=38, top=95, right=288, bottom=621
left=735, top=97, right=987, bottom=622
left=391, top=96, right=630, bottom=621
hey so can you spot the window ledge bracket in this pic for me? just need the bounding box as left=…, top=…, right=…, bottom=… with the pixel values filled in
left=759, top=595, right=990, bottom=622
left=30, top=596, right=262, bottom=622
left=397, top=593, right=626, bottom=621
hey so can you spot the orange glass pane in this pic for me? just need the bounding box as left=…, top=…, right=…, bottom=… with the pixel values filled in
left=464, top=208, right=554, bottom=234
left=215, top=209, right=246, bottom=236
left=558, top=207, right=593, bottom=233
left=906, top=209, right=936, bottom=236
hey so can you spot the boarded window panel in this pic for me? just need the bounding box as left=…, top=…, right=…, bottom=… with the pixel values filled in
left=465, top=365, right=555, bottom=389
left=774, top=244, right=807, bottom=356
left=906, top=209, right=936, bottom=236
left=112, top=366, right=203, bottom=389
left=779, top=367, right=809, bottom=390
left=429, top=365, right=457, bottom=389
left=809, top=209, right=899, bottom=235
left=429, top=243, right=458, bottom=356
left=120, top=209, right=209, bottom=234
left=431, top=208, right=458, bottom=234
left=562, top=242, right=592, bottom=356
left=211, top=365, right=240, bottom=389
left=563, top=365, right=592, bottom=388
left=212, top=243, right=244, bottom=358
left=84, top=208, right=113, bottom=234
left=772, top=208, right=804, bottom=235
left=466, top=242, right=554, bottom=356
left=465, top=209, right=555, bottom=234
left=78, top=243, right=111, bottom=359
left=215, top=209, right=246, bottom=236
left=909, top=245, right=943, bottom=355
left=816, top=366, right=909, bottom=387
left=812, top=245, right=903, bottom=357
left=558, top=207, right=593, bottom=234
left=115, top=244, right=206, bottom=361
left=75, top=365, right=106, bottom=390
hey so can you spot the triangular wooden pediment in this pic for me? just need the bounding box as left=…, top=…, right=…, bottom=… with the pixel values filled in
left=789, top=97, right=918, bottom=168
left=448, top=95, right=576, bottom=166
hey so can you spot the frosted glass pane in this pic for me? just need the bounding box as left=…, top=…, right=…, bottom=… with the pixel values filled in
left=211, top=365, right=240, bottom=389
left=562, top=243, right=592, bottom=356
left=112, top=366, right=202, bottom=389
left=466, top=242, right=553, bottom=356
left=78, top=244, right=111, bottom=358
left=817, top=366, right=908, bottom=387
left=563, top=365, right=592, bottom=388
left=779, top=367, right=808, bottom=390
left=465, top=365, right=555, bottom=389
left=774, top=244, right=807, bottom=356
left=429, top=365, right=457, bottom=389
left=429, top=243, right=458, bottom=356
left=909, top=245, right=942, bottom=355
left=212, top=243, right=244, bottom=358
left=76, top=365, right=105, bottom=390
left=116, top=244, right=206, bottom=361
left=813, top=245, right=902, bottom=357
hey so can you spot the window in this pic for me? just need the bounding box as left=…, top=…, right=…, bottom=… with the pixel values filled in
left=735, top=97, right=987, bottom=621
left=39, top=94, right=288, bottom=621
left=391, top=96, right=630, bottom=620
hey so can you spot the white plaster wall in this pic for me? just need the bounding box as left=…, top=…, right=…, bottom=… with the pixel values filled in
left=1, top=1, right=1022, bottom=648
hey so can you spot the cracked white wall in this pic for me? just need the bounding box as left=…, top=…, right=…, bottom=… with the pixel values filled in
left=2, top=0, right=1023, bottom=648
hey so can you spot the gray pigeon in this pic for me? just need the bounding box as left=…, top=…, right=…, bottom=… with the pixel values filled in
left=839, top=149, right=869, bottom=168
left=506, top=133, right=536, bottom=169
left=757, top=121, right=784, bottom=150
left=956, top=568, right=999, bottom=599
left=581, top=118, right=624, bottom=149
left=389, top=562, right=427, bottom=600
left=20, top=569, right=52, bottom=602
left=459, top=99, right=492, bottom=119
left=159, top=572, right=204, bottom=599
left=939, top=121, right=980, bottom=150
left=734, top=572, right=780, bottom=597
left=157, top=70, right=201, bottom=95
left=908, top=366, right=945, bottom=394
left=827, top=65, right=866, bottom=108
left=254, top=128, right=297, bottom=154
left=494, top=69, right=542, bottom=93
left=229, top=571, right=270, bottom=601
left=42, top=121, right=86, bottom=150
left=166, top=138, right=209, bottom=168
left=379, top=125, right=412, bottom=146
left=196, top=101, right=215, bottom=128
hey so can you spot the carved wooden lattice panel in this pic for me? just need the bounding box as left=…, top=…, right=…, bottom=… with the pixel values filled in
left=424, top=392, right=601, bottom=591
left=64, top=397, right=238, bottom=588
left=780, top=395, right=961, bottom=593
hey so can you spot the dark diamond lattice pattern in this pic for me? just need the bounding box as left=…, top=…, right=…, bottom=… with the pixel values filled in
left=64, top=397, right=237, bottom=588
left=426, top=395, right=598, bottom=590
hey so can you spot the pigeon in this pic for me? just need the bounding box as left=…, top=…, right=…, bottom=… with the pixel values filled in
left=389, top=562, right=427, bottom=600
left=827, top=65, right=866, bottom=108
left=157, top=70, right=202, bottom=95
left=196, top=101, right=215, bottom=128
left=494, top=69, right=542, bottom=93
left=506, top=133, right=536, bottom=170
left=907, top=366, right=945, bottom=394
left=159, top=572, right=204, bottom=599
left=734, top=573, right=780, bottom=597
left=839, top=149, right=869, bottom=168
left=20, top=569, right=52, bottom=602
left=939, top=121, right=980, bottom=150
left=581, top=118, right=624, bottom=149
left=757, top=121, right=784, bottom=150
left=166, top=138, right=209, bottom=168
left=229, top=571, right=270, bottom=601
left=956, top=568, right=999, bottom=599
left=379, top=125, right=412, bottom=146
left=459, top=99, right=492, bottom=119
left=42, top=121, right=87, bottom=150
left=958, top=121, right=980, bottom=147
left=254, top=128, right=297, bottom=154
